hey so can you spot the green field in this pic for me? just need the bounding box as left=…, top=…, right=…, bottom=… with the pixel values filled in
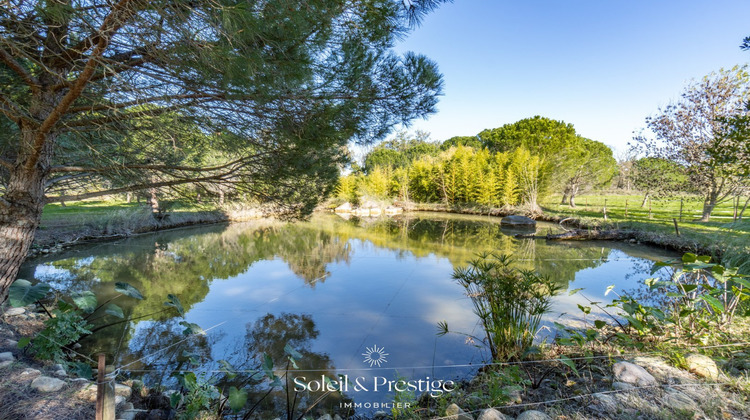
left=542, top=193, right=750, bottom=270
left=41, top=199, right=215, bottom=224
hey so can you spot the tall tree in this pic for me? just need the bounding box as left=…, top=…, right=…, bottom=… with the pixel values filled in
left=363, top=130, right=438, bottom=172
left=439, top=135, right=481, bottom=150
left=0, top=0, right=447, bottom=301
left=631, top=157, right=689, bottom=206
left=632, top=66, right=750, bottom=221
left=560, top=137, right=617, bottom=207
left=478, top=116, right=579, bottom=154
left=478, top=116, right=581, bottom=208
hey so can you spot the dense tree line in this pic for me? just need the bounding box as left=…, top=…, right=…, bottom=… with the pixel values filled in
left=338, top=117, right=617, bottom=211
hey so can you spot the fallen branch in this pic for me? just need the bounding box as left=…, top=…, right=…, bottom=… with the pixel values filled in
left=515, top=229, right=638, bottom=241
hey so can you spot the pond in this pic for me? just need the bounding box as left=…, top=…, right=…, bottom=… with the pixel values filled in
left=20, top=212, right=677, bottom=416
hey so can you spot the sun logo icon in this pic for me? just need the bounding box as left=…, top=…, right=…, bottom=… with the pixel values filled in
left=362, top=344, right=389, bottom=367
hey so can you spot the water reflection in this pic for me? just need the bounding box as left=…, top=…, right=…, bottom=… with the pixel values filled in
left=20, top=212, right=676, bottom=415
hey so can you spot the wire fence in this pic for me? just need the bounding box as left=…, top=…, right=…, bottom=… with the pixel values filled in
left=544, top=195, right=750, bottom=224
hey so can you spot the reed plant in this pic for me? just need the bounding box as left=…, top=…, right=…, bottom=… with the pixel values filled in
left=444, top=252, right=562, bottom=361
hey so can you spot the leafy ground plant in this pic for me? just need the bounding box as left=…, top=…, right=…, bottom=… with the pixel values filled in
left=643, top=253, right=750, bottom=342
left=439, top=252, right=563, bottom=361
left=10, top=279, right=145, bottom=366
left=559, top=253, right=750, bottom=349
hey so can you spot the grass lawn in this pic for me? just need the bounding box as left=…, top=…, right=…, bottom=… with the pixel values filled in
left=41, top=200, right=142, bottom=220
left=542, top=193, right=750, bottom=270
left=41, top=199, right=216, bottom=223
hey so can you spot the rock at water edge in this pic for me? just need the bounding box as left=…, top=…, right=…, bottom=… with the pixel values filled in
left=4, top=307, right=26, bottom=316
left=516, top=410, right=552, bottom=420
left=446, top=403, right=474, bottom=420
left=478, top=408, right=509, bottom=420
left=612, top=361, right=657, bottom=387
left=500, top=215, right=536, bottom=226
left=685, top=353, right=719, bottom=379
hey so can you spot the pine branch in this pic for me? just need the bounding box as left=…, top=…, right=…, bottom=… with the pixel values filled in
left=0, top=47, right=40, bottom=93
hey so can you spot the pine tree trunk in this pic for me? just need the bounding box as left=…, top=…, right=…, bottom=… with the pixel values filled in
left=148, top=188, right=159, bottom=213
left=0, top=132, right=51, bottom=302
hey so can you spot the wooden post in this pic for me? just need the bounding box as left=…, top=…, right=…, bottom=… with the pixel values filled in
left=673, top=218, right=680, bottom=236
left=585, top=197, right=588, bottom=210
left=648, top=197, right=652, bottom=219
left=96, top=354, right=115, bottom=420
left=603, top=198, right=608, bottom=221
left=625, top=199, right=628, bottom=218
left=679, top=198, right=684, bottom=222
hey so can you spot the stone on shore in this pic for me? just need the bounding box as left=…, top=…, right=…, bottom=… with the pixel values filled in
left=445, top=403, right=474, bottom=420
left=516, top=410, right=551, bottom=420
left=477, top=408, right=509, bottom=420
left=500, top=215, right=536, bottom=227
left=612, top=361, right=657, bottom=387
left=30, top=376, right=66, bottom=392
left=685, top=353, right=719, bottom=379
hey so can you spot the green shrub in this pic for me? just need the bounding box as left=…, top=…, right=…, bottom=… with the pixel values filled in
left=24, top=306, right=92, bottom=364
left=561, top=253, right=750, bottom=348
left=634, top=253, right=750, bottom=342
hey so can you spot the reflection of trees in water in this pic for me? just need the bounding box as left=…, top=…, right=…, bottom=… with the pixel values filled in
left=225, top=313, right=350, bottom=417
left=326, top=214, right=610, bottom=289
left=20, top=212, right=671, bottom=417
left=114, top=319, right=219, bottom=389
left=267, top=226, right=352, bottom=286
left=88, top=311, right=351, bottom=418
left=621, top=259, right=675, bottom=308
left=26, top=221, right=352, bottom=322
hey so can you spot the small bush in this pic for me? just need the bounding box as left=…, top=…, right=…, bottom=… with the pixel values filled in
left=621, top=253, right=750, bottom=343
left=26, top=307, right=92, bottom=364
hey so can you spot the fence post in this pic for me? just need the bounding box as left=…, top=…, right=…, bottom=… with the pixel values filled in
left=96, top=354, right=115, bottom=420
left=648, top=197, right=652, bottom=219
left=624, top=199, right=628, bottom=218
left=679, top=198, right=684, bottom=222
left=603, top=198, right=608, bottom=221
left=673, top=218, right=680, bottom=236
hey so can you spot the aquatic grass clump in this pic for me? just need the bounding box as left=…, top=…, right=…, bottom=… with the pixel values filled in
left=445, top=252, right=562, bottom=361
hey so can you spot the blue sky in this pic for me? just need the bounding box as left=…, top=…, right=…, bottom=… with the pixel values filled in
left=394, top=0, right=750, bottom=155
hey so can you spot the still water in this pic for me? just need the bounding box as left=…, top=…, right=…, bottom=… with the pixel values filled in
left=20, top=212, right=676, bottom=415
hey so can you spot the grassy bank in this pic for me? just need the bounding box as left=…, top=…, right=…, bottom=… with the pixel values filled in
left=32, top=199, right=265, bottom=253
left=398, top=194, right=749, bottom=272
